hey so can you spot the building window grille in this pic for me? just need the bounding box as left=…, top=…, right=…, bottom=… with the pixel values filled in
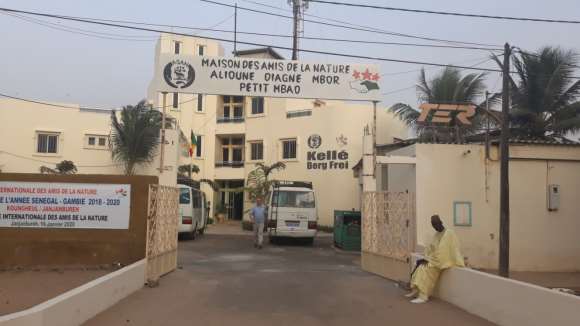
left=250, top=142, right=263, bottom=160
left=282, top=139, right=297, bottom=160
left=251, top=97, right=264, bottom=115
left=37, top=133, right=59, bottom=154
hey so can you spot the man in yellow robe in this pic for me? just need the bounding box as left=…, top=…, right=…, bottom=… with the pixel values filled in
left=406, top=215, right=465, bottom=304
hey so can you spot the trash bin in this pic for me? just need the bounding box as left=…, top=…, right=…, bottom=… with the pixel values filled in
left=334, top=210, right=361, bottom=251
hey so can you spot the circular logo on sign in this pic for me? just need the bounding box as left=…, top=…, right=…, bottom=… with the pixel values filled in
left=308, top=134, right=322, bottom=149
left=163, top=60, right=195, bottom=89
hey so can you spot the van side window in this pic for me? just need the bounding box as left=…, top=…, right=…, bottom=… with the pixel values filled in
left=179, top=188, right=190, bottom=204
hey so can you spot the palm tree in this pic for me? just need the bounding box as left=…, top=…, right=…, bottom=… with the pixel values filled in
left=178, top=164, right=200, bottom=178
left=493, top=47, right=580, bottom=139
left=389, top=67, right=494, bottom=141
left=245, top=162, right=286, bottom=200
left=110, top=100, right=162, bottom=175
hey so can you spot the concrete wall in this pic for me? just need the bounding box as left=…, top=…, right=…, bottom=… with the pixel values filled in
left=436, top=267, right=580, bottom=326
left=0, top=259, right=146, bottom=326
left=0, top=174, right=157, bottom=267
left=413, top=143, right=580, bottom=271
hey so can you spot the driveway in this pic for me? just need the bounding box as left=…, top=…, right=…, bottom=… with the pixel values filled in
left=85, top=225, right=494, bottom=326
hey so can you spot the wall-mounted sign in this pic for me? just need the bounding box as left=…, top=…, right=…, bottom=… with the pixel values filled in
left=306, top=134, right=349, bottom=170
left=153, top=55, right=382, bottom=101
left=0, top=182, right=131, bottom=229
left=417, top=103, right=477, bottom=125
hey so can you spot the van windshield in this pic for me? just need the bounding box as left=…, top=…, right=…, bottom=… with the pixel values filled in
left=179, top=188, right=190, bottom=204
left=272, top=191, right=315, bottom=208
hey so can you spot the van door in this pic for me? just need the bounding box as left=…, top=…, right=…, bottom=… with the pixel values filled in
left=272, top=190, right=316, bottom=232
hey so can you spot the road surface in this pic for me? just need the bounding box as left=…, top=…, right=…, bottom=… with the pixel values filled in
left=85, top=225, right=494, bottom=326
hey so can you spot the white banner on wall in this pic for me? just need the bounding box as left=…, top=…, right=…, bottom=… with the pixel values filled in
left=152, top=55, right=382, bottom=101
left=0, top=182, right=131, bottom=229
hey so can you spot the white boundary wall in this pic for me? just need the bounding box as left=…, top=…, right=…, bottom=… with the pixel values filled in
left=0, top=259, right=146, bottom=326
left=436, top=268, right=580, bottom=326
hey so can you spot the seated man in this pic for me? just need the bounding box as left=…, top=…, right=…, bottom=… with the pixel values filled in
left=406, top=214, right=465, bottom=304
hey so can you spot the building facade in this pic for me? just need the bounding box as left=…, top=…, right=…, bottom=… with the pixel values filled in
left=362, top=140, right=580, bottom=272
left=0, top=99, right=179, bottom=185
left=147, top=34, right=408, bottom=225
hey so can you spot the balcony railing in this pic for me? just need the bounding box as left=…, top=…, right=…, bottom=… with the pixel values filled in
left=215, top=161, right=245, bottom=168
left=217, top=116, right=245, bottom=123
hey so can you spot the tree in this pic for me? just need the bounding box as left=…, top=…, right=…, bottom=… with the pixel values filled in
left=178, top=164, right=200, bottom=177
left=110, top=100, right=162, bottom=175
left=493, top=47, right=580, bottom=138
left=245, top=162, right=286, bottom=200
left=40, top=160, right=77, bottom=174
left=389, top=67, right=496, bottom=141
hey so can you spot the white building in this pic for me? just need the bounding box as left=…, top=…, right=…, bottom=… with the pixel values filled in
left=0, top=33, right=408, bottom=226
left=145, top=34, right=408, bottom=225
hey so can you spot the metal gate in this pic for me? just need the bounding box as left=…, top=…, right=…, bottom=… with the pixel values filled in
left=361, top=191, right=416, bottom=282
left=146, top=184, right=179, bottom=284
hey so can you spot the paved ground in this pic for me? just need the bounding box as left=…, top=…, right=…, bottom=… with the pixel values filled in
left=85, top=225, right=494, bottom=326
left=0, top=269, right=108, bottom=315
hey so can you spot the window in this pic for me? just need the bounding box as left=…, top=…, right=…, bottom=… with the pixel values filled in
left=250, top=141, right=264, bottom=161
left=195, top=135, right=203, bottom=158
left=37, top=133, right=59, bottom=154
left=221, top=96, right=244, bottom=122
left=172, top=92, right=179, bottom=109
left=197, top=94, right=203, bottom=112
left=179, top=188, right=190, bottom=204
left=271, top=191, right=315, bottom=208
left=287, top=110, right=312, bottom=118
left=282, top=139, right=297, bottom=160
left=174, top=41, right=181, bottom=54
left=219, top=136, right=245, bottom=165
left=251, top=97, right=264, bottom=115
left=85, top=134, right=108, bottom=150
left=197, top=45, right=205, bottom=56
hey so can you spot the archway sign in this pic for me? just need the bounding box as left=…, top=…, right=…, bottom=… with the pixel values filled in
left=152, top=54, right=382, bottom=102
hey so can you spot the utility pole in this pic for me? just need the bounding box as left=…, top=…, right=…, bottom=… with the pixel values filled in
left=159, top=92, right=167, bottom=173
left=499, top=43, right=511, bottom=278
left=234, top=3, right=238, bottom=55
left=289, top=0, right=308, bottom=60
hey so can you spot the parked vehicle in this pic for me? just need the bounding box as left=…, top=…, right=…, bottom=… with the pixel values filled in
left=266, top=181, right=317, bottom=244
left=178, top=184, right=209, bottom=239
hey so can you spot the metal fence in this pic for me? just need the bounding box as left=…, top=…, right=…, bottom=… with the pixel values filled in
left=362, top=191, right=416, bottom=262
left=146, top=184, right=179, bottom=284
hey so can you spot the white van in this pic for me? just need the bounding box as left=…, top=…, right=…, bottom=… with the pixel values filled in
left=178, top=184, right=209, bottom=239
left=266, top=181, right=317, bottom=244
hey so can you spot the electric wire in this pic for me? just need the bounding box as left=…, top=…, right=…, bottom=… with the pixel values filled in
left=198, top=0, right=499, bottom=47
left=307, top=0, right=580, bottom=24
left=1, top=10, right=500, bottom=51
left=0, top=7, right=505, bottom=72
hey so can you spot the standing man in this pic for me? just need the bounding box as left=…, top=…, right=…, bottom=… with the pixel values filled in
left=250, top=197, right=266, bottom=249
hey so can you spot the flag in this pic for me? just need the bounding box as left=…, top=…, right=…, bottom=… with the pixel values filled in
left=189, top=131, right=197, bottom=157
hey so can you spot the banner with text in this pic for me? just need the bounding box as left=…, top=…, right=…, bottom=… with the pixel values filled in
left=152, top=55, right=382, bottom=101
left=0, top=182, right=131, bottom=229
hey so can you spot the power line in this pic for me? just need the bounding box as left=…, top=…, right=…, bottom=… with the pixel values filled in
left=199, top=0, right=499, bottom=47
left=0, top=92, right=199, bottom=111
left=0, top=7, right=505, bottom=72
left=308, top=0, right=580, bottom=24
left=3, top=10, right=500, bottom=51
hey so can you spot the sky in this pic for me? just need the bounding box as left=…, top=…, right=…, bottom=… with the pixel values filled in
left=0, top=0, right=579, bottom=109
